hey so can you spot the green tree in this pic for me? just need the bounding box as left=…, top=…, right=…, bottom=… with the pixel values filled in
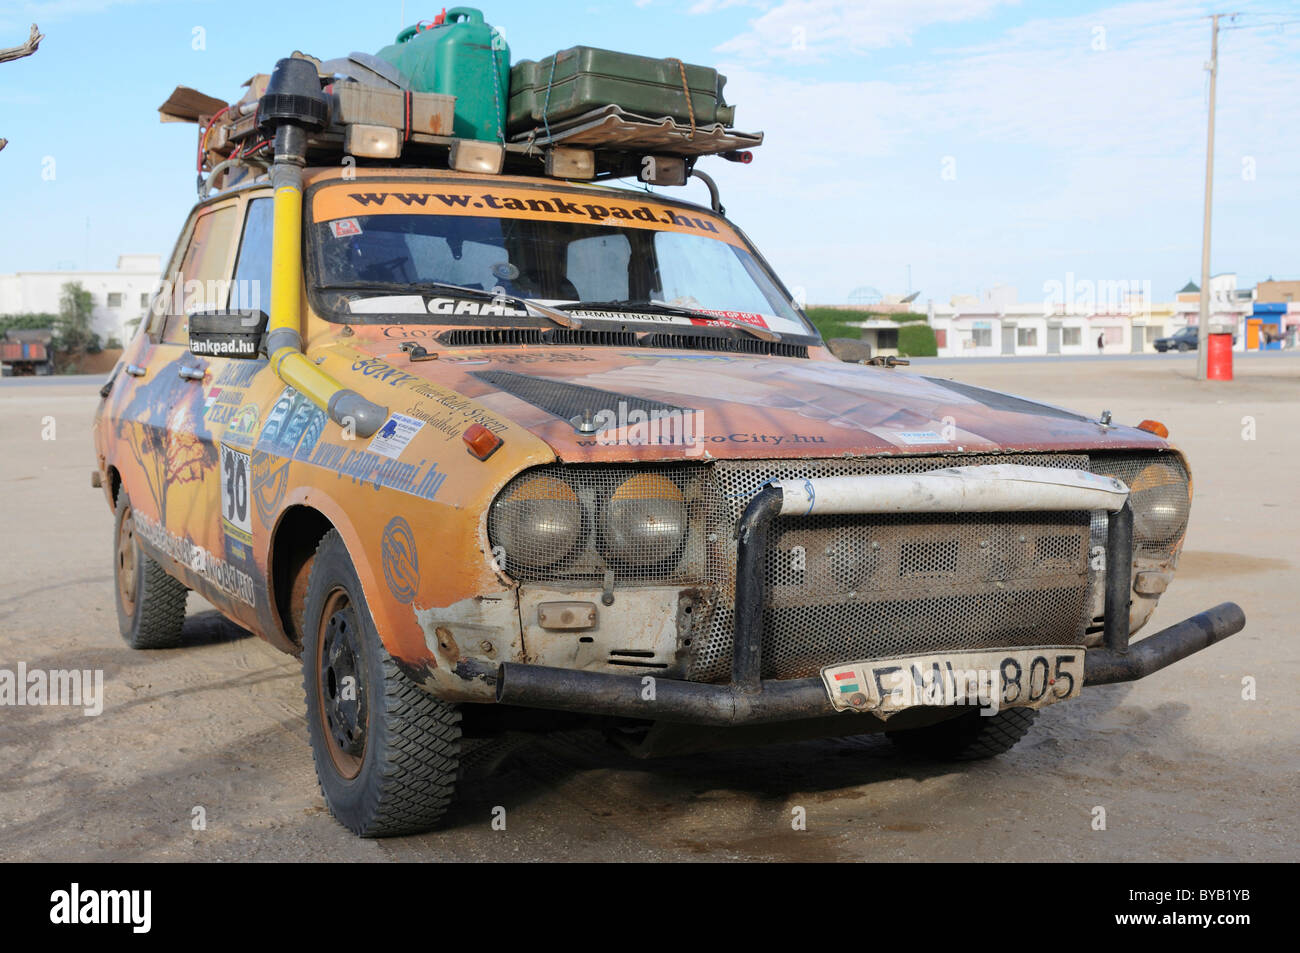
left=55, top=281, right=99, bottom=360
left=0, top=312, right=57, bottom=334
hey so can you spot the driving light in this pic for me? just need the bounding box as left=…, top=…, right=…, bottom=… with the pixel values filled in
left=1128, top=462, right=1190, bottom=547
left=344, top=123, right=401, bottom=159
left=449, top=140, right=504, bottom=175
left=490, top=474, right=582, bottom=570
left=600, top=473, right=687, bottom=567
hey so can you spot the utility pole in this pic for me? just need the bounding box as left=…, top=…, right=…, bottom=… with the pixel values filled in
left=1195, top=14, right=1224, bottom=379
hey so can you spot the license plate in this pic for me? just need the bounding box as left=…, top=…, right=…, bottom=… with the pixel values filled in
left=820, top=646, right=1085, bottom=716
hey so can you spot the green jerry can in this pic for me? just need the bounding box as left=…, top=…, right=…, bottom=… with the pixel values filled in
left=508, top=47, right=735, bottom=134
left=375, top=7, right=510, bottom=142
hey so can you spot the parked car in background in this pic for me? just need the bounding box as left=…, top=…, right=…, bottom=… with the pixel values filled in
left=1154, top=326, right=1241, bottom=352
left=1154, top=327, right=1199, bottom=352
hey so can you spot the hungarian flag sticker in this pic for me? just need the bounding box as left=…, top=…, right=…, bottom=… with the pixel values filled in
left=832, top=669, right=860, bottom=694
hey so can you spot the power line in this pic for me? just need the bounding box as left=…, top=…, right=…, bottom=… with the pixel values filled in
left=1222, top=19, right=1300, bottom=29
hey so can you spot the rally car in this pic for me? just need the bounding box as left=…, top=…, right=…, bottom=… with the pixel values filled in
left=93, top=67, right=1244, bottom=837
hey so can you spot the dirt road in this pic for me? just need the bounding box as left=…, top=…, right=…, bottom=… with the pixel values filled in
left=1, top=354, right=1295, bottom=861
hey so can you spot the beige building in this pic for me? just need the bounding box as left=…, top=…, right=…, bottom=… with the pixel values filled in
left=1255, top=279, right=1300, bottom=304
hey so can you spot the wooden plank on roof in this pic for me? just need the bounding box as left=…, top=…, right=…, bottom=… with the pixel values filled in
left=158, top=85, right=228, bottom=124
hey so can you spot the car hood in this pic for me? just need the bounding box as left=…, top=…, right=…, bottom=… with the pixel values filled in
left=341, top=336, right=1170, bottom=462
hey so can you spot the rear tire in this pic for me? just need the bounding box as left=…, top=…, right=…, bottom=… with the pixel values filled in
left=113, top=491, right=188, bottom=649
left=887, top=707, right=1038, bottom=760
left=302, top=530, right=461, bottom=837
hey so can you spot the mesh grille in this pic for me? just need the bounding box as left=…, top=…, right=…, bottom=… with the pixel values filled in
left=687, top=454, right=1092, bottom=681
left=490, top=452, right=1183, bottom=684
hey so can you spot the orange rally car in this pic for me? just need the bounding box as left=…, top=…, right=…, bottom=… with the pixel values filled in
left=93, top=164, right=1245, bottom=837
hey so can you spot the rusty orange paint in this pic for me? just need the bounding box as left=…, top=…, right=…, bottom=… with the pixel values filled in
left=93, top=165, right=1179, bottom=683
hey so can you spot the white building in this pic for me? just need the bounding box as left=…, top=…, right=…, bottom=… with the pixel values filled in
left=927, top=286, right=1113, bottom=358
left=0, top=254, right=162, bottom=344
left=1174, top=273, right=1254, bottom=350
left=925, top=279, right=1256, bottom=358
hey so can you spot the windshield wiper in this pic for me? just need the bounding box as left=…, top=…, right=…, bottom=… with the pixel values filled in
left=561, top=300, right=780, bottom=343
left=321, top=280, right=582, bottom=331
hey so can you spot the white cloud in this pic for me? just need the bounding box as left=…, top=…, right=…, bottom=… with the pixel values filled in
left=701, top=0, right=1300, bottom=301
left=689, top=0, right=760, bottom=14
left=713, top=0, right=1019, bottom=59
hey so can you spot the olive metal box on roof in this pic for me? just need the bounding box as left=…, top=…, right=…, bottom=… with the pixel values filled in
left=508, top=46, right=734, bottom=134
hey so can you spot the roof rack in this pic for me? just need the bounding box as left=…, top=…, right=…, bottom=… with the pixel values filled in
left=163, top=50, right=762, bottom=200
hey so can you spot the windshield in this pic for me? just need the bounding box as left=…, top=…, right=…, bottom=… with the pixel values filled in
left=307, top=182, right=811, bottom=336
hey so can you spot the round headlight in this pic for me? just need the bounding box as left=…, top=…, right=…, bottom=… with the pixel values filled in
left=490, top=474, right=582, bottom=570
left=600, top=473, right=687, bottom=567
left=1129, top=462, right=1190, bottom=547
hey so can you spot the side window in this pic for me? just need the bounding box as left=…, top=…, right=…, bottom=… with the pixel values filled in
left=230, top=198, right=274, bottom=314
left=146, top=217, right=195, bottom=340
left=161, top=203, right=238, bottom=345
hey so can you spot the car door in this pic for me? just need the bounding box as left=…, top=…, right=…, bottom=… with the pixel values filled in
left=111, top=197, right=241, bottom=606
left=205, top=194, right=278, bottom=628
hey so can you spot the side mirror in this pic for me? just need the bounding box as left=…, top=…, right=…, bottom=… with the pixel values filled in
left=188, top=310, right=269, bottom=359
left=825, top=337, right=873, bottom=363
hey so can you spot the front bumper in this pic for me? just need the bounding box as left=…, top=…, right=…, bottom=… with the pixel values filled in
left=495, top=467, right=1246, bottom=726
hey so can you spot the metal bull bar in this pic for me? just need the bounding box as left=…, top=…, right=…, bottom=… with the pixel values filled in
left=495, top=465, right=1247, bottom=725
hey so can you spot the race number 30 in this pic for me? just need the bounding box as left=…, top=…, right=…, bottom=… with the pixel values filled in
left=220, top=445, right=251, bottom=534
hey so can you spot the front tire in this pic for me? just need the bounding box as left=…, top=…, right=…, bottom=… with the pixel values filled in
left=302, top=530, right=461, bottom=837
left=887, top=707, right=1038, bottom=760
left=114, top=491, right=188, bottom=649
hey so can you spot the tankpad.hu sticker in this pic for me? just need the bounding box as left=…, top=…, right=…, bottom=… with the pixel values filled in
left=312, top=185, right=746, bottom=249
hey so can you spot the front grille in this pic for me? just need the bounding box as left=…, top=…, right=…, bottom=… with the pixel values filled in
left=492, top=450, right=1186, bottom=683
left=688, top=454, right=1092, bottom=681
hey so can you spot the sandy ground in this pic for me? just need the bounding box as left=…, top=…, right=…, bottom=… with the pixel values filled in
left=0, top=354, right=1295, bottom=862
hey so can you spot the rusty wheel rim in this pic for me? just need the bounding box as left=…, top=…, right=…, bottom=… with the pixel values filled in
left=117, top=502, right=138, bottom=617
left=316, top=586, right=367, bottom=780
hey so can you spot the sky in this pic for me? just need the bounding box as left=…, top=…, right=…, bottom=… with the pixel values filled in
left=0, top=0, right=1297, bottom=308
